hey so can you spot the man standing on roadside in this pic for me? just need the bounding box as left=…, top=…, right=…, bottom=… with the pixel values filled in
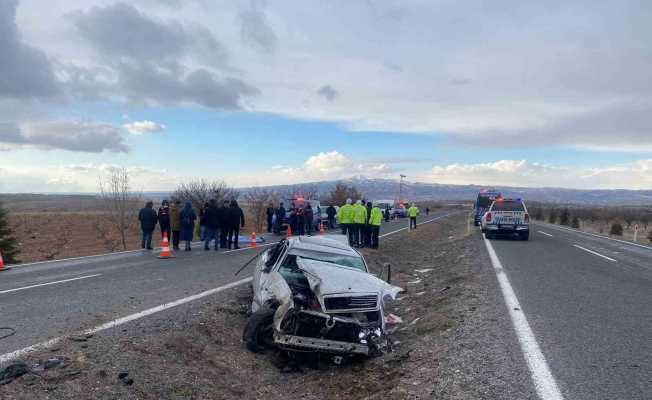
left=408, top=203, right=420, bottom=230
left=226, top=200, right=245, bottom=249
left=274, top=202, right=286, bottom=234
left=138, top=201, right=158, bottom=250
left=364, top=201, right=373, bottom=247
left=170, top=200, right=182, bottom=250
left=203, top=199, right=220, bottom=251
left=218, top=200, right=230, bottom=248
left=157, top=200, right=171, bottom=239
left=266, top=203, right=275, bottom=233
left=369, top=202, right=383, bottom=249
left=338, top=199, right=354, bottom=244
left=352, top=200, right=368, bottom=247
left=326, top=204, right=337, bottom=229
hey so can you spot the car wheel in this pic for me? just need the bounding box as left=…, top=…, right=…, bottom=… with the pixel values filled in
left=243, top=305, right=276, bottom=353
left=485, top=233, right=493, bottom=239
left=520, top=232, right=529, bottom=241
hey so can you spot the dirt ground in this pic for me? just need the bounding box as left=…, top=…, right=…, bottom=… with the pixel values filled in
left=1, top=213, right=530, bottom=400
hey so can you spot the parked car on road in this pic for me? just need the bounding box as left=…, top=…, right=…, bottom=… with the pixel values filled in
left=481, top=198, right=530, bottom=240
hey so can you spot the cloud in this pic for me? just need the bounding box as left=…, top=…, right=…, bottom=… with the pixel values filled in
left=0, top=120, right=128, bottom=153
left=0, top=163, right=180, bottom=193
left=0, top=0, right=59, bottom=99
left=232, top=151, right=394, bottom=187
left=66, top=2, right=258, bottom=109
left=428, top=159, right=652, bottom=190
left=239, top=6, right=277, bottom=54
left=317, top=85, right=338, bottom=102
left=123, top=120, right=166, bottom=135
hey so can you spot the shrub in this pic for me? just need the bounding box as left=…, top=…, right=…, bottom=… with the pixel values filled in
left=571, top=216, right=580, bottom=229
left=548, top=209, right=558, bottom=224
left=0, top=201, right=20, bottom=264
left=648, top=230, right=652, bottom=243
left=610, top=223, right=623, bottom=236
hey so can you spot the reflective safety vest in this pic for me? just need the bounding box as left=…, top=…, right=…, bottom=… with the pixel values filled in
left=338, top=204, right=354, bottom=224
left=353, top=204, right=368, bottom=224
left=408, top=206, right=419, bottom=217
left=370, top=207, right=383, bottom=226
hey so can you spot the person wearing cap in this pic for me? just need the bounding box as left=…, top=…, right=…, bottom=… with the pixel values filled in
left=138, top=201, right=158, bottom=250
left=369, top=202, right=383, bottom=249
left=352, top=199, right=368, bottom=247
left=338, top=198, right=354, bottom=244
left=157, top=200, right=171, bottom=239
left=408, top=203, right=420, bottom=229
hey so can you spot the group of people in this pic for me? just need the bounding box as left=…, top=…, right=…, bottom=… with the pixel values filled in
left=138, top=199, right=245, bottom=252
left=265, top=202, right=339, bottom=236
left=337, top=199, right=385, bottom=249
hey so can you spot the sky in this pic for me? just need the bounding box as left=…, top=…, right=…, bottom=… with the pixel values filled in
left=1, top=0, right=652, bottom=192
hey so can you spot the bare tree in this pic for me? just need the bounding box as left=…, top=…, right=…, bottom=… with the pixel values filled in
left=172, top=179, right=239, bottom=210
left=325, top=182, right=362, bottom=205
left=244, top=188, right=278, bottom=232
left=97, top=167, right=141, bottom=251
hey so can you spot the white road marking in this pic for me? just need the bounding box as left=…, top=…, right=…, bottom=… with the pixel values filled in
left=542, top=223, right=652, bottom=251
left=483, top=236, right=564, bottom=400
left=538, top=231, right=553, bottom=237
left=0, top=277, right=252, bottom=365
left=379, top=213, right=455, bottom=238
left=573, top=244, right=617, bottom=262
left=0, top=274, right=102, bottom=295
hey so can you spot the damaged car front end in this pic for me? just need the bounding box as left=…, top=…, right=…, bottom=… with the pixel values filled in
left=244, top=236, right=401, bottom=358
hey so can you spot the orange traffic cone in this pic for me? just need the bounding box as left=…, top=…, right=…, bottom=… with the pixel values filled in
left=286, top=224, right=293, bottom=237
left=158, top=232, right=175, bottom=259
left=319, top=221, right=325, bottom=235
left=250, top=232, right=257, bottom=248
left=0, top=250, right=6, bottom=271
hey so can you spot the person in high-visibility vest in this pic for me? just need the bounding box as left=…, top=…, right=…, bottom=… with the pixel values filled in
left=352, top=200, right=368, bottom=247
left=408, top=203, right=419, bottom=230
left=369, top=202, right=383, bottom=249
left=338, top=198, right=354, bottom=244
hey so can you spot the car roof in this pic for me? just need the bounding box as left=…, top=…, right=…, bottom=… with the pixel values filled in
left=287, top=235, right=359, bottom=257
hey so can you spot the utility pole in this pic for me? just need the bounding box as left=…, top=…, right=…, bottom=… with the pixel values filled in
left=399, top=174, right=406, bottom=203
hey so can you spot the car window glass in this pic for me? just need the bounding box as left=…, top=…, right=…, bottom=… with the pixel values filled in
left=491, top=201, right=525, bottom=211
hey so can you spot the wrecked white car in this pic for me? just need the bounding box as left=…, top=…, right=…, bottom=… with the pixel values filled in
left=244, top=235, right=402, bottom=358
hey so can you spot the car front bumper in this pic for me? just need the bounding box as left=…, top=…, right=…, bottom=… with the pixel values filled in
left=274, top=333, right=370, bottom=355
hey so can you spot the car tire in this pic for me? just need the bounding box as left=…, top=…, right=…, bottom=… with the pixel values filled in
left=485, top=233, right=493, bottom=239
left=520, top=232, right=529, bottom=241
left=243, top=305, right=276, bottom=353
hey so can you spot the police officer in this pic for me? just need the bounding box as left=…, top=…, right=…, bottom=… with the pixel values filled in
left=352, top=200, right=368, bottom=247
left=408, top=203, right=420, bottom=229
left=338, top=199, right=354, bottom=244
left=369, top=202, right=383, bottom=249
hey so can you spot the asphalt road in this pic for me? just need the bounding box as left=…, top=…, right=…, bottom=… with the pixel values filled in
left=0, top=211, right=453, bottom=363
left=487, top=223, right=652, bottom=400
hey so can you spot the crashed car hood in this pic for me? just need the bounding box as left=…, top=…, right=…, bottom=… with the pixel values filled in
left=297, top=258, right=402, bottom=300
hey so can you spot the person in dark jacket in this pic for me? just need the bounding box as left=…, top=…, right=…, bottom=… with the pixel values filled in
left=138, top=201, right=158, bottom=250
left=218, top=199, right=229, bottom=248
left=199, top=202, right=209, bottom=241
left=304, top=203, right=314, bottom=236
left=203, top=199, right=220, bottom=251
left=266, top=203, right=275, bottom=233
left=289, top=205, right=298, bottom=235
left=157, top=200, right=171, bottom=239
left=226, top=200, right=245, bottom=249
left=180, top=202, right=196, bottom=251
left=326, top=205, right=337, bottom=229
left=274, top=202, right=286, bottom=234
left=363, top=201, right=373, bottom=247
left=170, top=200, right=182, bottom=250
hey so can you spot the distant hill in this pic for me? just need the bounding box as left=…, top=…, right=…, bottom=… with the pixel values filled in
left=2, top=178, right=650, bottom=212
left=238, top=177, right=652, bottom=206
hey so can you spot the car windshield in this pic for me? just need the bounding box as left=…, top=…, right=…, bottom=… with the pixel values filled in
left=279, top=251, right=366, bottom=275
left=491, top=201, right=525, bottom=211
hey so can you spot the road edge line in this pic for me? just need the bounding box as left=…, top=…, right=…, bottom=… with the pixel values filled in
left=0, top=274, right=102, bottom=295
left=483, top=236, right=564, bottom=400
left=539, top=223, right=652, bottom=251
left=572, top=244, right=617, bottom=262
left=0, top=277, right=253, bottom=365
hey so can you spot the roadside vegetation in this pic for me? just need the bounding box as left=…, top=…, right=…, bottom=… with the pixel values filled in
left=0, top=200, right=20, bottom=263
left=528, top=202, right=652, bottom=243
